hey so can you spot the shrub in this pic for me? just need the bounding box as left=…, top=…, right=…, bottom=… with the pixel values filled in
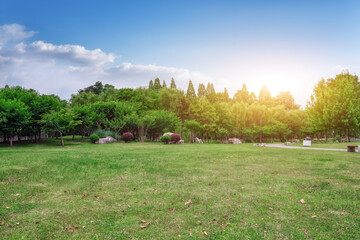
left=93, top=129, right=115, bottom=138
left=335, top=134, right=341, bottom=141
left=122, top=132, right=134, bottom=143
left=171, top=133, right=181, bottom=143
left=89, top=134, right=100, bottom=143
left=161, top=135, right=171, bottom=144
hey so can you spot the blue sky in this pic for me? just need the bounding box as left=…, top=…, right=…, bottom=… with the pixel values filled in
left=1, top=0, right=359, bottom=106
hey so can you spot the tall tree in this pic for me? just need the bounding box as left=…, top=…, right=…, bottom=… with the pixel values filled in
left=234, top=84, right=250, bottom=103
left=206, top=83, right=216, bottom=102
left=197, top=83, right=206, bottom=97
left=153, top=78, right=162, bottom=91
left=170, top=78, right=177, bottom=89
left=148, top=80, right=154, bottom=90
left=186, top=80, right=196, bottom=99
left=175, top=91, right=190, bottom=137
left=275, top=91, right=299, bottom=110
left=162, top=80, right=167, bottom=88
left=259, top=85, right=272, bottom=106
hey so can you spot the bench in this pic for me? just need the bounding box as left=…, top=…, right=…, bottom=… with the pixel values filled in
left=347, top=145, right=357, bottom=152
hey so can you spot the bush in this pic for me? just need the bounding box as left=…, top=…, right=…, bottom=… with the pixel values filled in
left=92, top=129, right=115, bottom=138
left=160, top=135, right=171, bottom=144
left=89, top=134, right=100, bottom=143
left=335, top=134, right=341, bottom=141
left=171, top=133, right=181, bottom=143
left=122, top=132, right=134, bottom=143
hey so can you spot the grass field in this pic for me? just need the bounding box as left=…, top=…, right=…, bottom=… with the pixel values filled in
left=1, top=137, right=359, bottom=239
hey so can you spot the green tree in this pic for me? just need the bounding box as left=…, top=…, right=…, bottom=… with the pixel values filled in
left=275, top=91, right=299, bottom=110
left=162, top=80, right=167, bottom=88
left=0, top=99, right=30, bottom=146
left=259, top=85, right=272, bottom=106
left=234, top=84, right=250, bottom=103
left=170, top=78, right=177, bottom=89
left=148, top=80, right=154, bottom=90
left=72, top=105, right=95, bottom=141
left=78, top=81, right=114, bottom=95
left=206, top=83, right=216, bottom=103
left=153, top=78, right=162, bottom=91
left=41, top=109, right=81, bottom=147
left=197, top=83, right=206, bottom=97
left=186, top=80, right=196, bottom=99
left=175, top=91, right=190, bottom=137
left=139, top=110, right=180, bottom=140
left=183, top=120, right=203, bottom=142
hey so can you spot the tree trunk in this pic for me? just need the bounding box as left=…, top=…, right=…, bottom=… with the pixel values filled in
left=9, top=138, right=13, bottom=147
left=82, top=134, right=85, bottom=142
left=325, top=130, right=328, bottom=143
left=180, top=122, right=183, bottom=138
left=60, top=133, right=64, bottom=147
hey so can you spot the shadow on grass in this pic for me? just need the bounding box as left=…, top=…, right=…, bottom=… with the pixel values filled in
left=0, top=136, right=90, bottom=148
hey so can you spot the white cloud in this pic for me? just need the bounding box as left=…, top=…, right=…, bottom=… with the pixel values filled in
left=0, top=24, right=213, bottom=99
left=1, top=23, right=351, bottom=107
left=25, top=41, right=116, bottom=66
left=0, top=24, right=35, bottom=49
left=103, top=62, right=213, bottom=89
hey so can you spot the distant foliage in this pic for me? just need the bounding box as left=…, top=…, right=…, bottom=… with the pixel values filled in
left=2, top=71, right=359, bottom=148
left=160, top=135, right=171, bottom=144
left=93, top=129, right=115, bottom=138
left=122, top=132, right=134, bottom=142
left=89, top=134, right=100, bottom=143
left=171, top=133, right=181, bottom=143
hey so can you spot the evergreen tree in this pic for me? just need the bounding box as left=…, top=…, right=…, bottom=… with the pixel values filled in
left=198, top=83, right=206, bottom=97
left=148, top=80, right=154, bottom=90
left=186, top=80, right=196, bottom=99
left=234, top=83, right=250, bottom=103
left=162, top=80, right=167, bottom=88
left=154, top=78, right=161, bottom=91
left=206, top=83, right=216, bottom=102
left=170, top=78, right=177, bottom=89
left=224, top=88, right=229, bottom=99
left=259, top=85, right=272, bottom=106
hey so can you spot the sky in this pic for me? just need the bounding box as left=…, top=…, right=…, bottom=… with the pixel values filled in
left=0, top=0, right=359, bottom=107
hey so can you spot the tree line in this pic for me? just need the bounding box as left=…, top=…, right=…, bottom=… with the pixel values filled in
left=0, top=72, right=359, bottom=146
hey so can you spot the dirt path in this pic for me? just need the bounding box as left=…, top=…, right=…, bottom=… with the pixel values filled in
left=265, top=144, right=359, bottom=152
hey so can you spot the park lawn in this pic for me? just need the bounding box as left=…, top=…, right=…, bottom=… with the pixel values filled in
left=291, top=141, right=360, bottom=149
left=0, top=137, right=359, bottom=239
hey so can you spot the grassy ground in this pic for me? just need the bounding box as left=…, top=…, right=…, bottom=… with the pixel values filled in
left=291, top=141, right=360, bottom=149
left=0, top=137, right=359, bottom=239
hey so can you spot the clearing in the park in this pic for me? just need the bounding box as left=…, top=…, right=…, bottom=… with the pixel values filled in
left=0, top=137, right=359, bottom=239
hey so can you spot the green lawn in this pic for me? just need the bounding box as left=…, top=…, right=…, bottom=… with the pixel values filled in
left=1, top=137, right=359, bottom=239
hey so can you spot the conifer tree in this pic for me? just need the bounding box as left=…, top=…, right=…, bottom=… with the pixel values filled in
left=154, top=78, right=161, bottom=91
left=162, top=80, right=167, bottom=88
left=259, top=85, right=272, bottom=106
left=234, top=83, right=250, bottom=103
left=206, top=83, right=216, bottom=102
left=186, top=80, right=196, bottom=99
left=148, top=80, right=154, bottom=90
left=170, top=78, right=177, bottom=89
left=224, top=88, right=229, bottom=99
left=198, top=83, right=206, bottom=97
